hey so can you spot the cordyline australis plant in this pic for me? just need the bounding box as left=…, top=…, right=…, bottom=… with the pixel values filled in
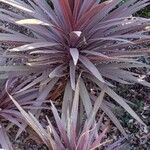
left=0, top=78, right=39, bottom=150
left=0, top=0, right=150, bottom=137
left=10, top=78, right=125, bottom=150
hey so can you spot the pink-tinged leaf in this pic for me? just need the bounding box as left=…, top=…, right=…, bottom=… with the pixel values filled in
left=70, top=48, right=79, bottom=66
left=76, top=127, right=90, bottom=150
left=79, top=56, right=105, bottom=83
left=78, top=0, right=96, bottom=19
left=73, top=0, right=82, bottom=19
left=76, top=2, right=108, bottom=29
left=59, top=0, right=73, bottom=30
left=90, top=127, right=108, bottom=149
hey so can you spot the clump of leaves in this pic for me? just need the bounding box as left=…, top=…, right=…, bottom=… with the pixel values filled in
left=10, top=77, right=122, bottom=150
left=0, top=78, right=39, bottom=150
left=0, top=0, right=150, bottom=137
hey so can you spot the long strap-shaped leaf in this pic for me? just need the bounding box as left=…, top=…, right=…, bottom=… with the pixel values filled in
left=79, top=55, right=105, bottom=83
left=87, top=74, right=145, bottom=126
left=0, top=125, right=13, bottom=150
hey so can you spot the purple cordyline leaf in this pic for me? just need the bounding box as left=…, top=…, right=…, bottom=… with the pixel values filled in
left=79, top=56, right=105, bottom=83
left=98, top=62, right=150, bottom=70
left=70, top=48, right=79, bottom=66
left=61, top=81, right=73, bottom=127
left=77, top=100, right=84, bottom=134
left=46, top=127, right=57, bottom=150
left=90, top=127, right=108, bottom=150
left=0, top=8, right=23, bottom=19
left=13, top=75, right=37, bottom=92
left=79, top=78, right=92, bottom=116
left=29, top=50, right=62, bottom=54
left=73, top=0, right=82, bottom=20
left=100, top=71, right=132, bottom=85
left=51, top=102, right=71, bottom=149
left=68, top=0, right=74, bottom=11
left=86, top=90, right=105, bottom=129
left=49, top=65, right=66, bottom=78
left=107, top=0, right=149, bottom=19
left=28, top=112, right=52, bottom=145
left=89, top=37, right=134, bottom=44
left=86, top=114, right=105, bottom=149
left=33, top=78, right=58, bottom=107
left=82, top=50, right=110, bottom=58
left=124, top=74, right=150, bottom=87
left=0, top=33, right=39, bottom=43
left=87, top=74, right=145, bottom=126
left=0, top=125, right=13, bottom=150
left=98, top=67, right=138, bottom=84
left=15, top=19, right=53, bottom=26
left=0, top=13, right=60, bottom=42
left=106, top=137, right=126, bottom=150
left=15, top=72, right=49, bottom=93
left=121, top=2, right=150, bottom=18
left=76, top=2, right=108, bottom=29
left=9, top=42, right=58, bottom=52
left=85, top=74, right=136, bottom=137
left=0, top=0, right=34, bottom=13
left=78, top=0, right=96, bottom=20
left=69, top=60, right=76, bottom=90
left=0, top=113, right=25, bottom=129
left=111, top=0, right=137, bottom=16
left=0, top=73, right=9, bottom=79
left=26, top=60, right=61, bottom=67
left=83, top=0, right=120, bottom=32
left=82, top=50, right=117, bottom=62
left=51, top=0, right=68, bottom=30
left=105, top=86, right=146, bottom=126
left=32, top=0, right=59, bottom=26
left=76, top=124, right=96, bottom=150
left=59, top=0, right=73, bottom=30
left=100, top=102, right=127, bottom=138
left=6, top=85, right=50, bottom=146
left=0, top=65, right=34, bottom=72
left=70, top=31, right=82, bottom=45
left=46, top=116, right=65, bottom=149
left=70, top=76, right=81, bottom=148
